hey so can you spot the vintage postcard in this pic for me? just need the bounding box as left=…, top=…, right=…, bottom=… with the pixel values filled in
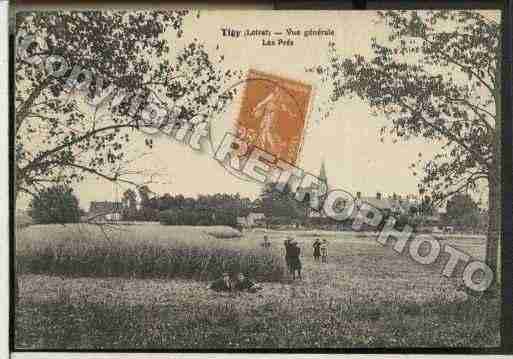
left=13, top=9, right=502, bottom=351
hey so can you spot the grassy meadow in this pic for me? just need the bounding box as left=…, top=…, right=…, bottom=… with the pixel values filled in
left=16, top=224, right=283, bottom=282
left=15, top=224, right=500, bottom=349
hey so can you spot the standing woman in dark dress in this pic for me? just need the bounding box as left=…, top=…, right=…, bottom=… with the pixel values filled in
left=290, top=241, right=302, bottom=280
left=312, top=238, right=321, bottom=262
left=284, top=237, right=293, bottom=275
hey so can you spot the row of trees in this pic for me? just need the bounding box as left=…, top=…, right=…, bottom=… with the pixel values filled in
left=159, top=208, right=238, bottom=226
left=26, top=183, right=484, bottom=232
left=121, top=187, right=256, bottom=222
left=129, top=182, right=318, bottom=227
left=25, top=182, right=306, bottom=225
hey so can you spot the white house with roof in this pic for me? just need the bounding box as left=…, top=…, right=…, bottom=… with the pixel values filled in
left=86, top=201, right=123, bottom=222
left=237, top=212, right=266, bottom=227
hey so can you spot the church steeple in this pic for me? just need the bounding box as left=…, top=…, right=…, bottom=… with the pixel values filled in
left=319, top=160, right=328, bottom=188
left=307, top=159, right=329, bottom=218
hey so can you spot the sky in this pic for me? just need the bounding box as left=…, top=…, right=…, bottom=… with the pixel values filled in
left=17, top=10, right=499, bottom=211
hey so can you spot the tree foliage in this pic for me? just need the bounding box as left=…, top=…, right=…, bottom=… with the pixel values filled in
left=444, top=193, right=481, bottom=231
left=28, top=185, right=81, bottom=224
left=159, top=208, right=237, bottom=227
left=312, top=10, right=501, bottom=276
left=15, top=11, right=238, bottom=199
left=121, top=189, right=253, bottom=223
left=314, top=10, right=499, bottom=202
left=260, top=183, right=308, bottom=225
left=121, top=188, right=137, bottom=220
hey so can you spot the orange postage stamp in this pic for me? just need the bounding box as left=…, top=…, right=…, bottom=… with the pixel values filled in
left=235, top=70, right=313, bottom=165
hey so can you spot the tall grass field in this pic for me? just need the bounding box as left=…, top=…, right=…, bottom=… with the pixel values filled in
left=16, top=224, right=283, bottom=282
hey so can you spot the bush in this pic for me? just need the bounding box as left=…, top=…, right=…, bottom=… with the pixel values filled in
left=28, top=185, right=81, bottom=224
left=213, top=210, right=238, bottom=227
left=159, top=209, right=211, bottom=225
left=159, top=209, right=181, bottom=225
left=159, top=208, right=237, bottom=227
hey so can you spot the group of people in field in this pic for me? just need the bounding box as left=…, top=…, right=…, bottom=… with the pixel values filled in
left=209, top=234, right=330, bottom=291
left=284, top=236, right=329, bottom=280
left=284, top=236, right=302, bottom=280
left=209, top=271, right=263, bottom=293
left=312, top=238, right=329, bottom=263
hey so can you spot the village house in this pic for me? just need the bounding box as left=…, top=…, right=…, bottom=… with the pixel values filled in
left=86, top=201, right=123, bottom=222
left=301, top=160, right=448, bottom=232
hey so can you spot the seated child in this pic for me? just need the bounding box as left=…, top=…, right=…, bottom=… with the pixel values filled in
left=209, top=272, right=233, bottom=291
left=234, top=273, right=263, bottom=293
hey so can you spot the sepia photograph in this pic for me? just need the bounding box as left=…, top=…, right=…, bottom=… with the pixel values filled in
left=13, top=8, right=502, bottom=350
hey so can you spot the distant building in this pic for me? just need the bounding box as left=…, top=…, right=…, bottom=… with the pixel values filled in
left=237, top=212, right=266, bottom=228
left=354, top=192, right=424, bottom=217
left=356, top=192, right=392, bottom=212
left=295, top=159, right=447, bottom=232
left=87, top=201, right=123, bottom=222
left=247, top=212, right=265, bottom=226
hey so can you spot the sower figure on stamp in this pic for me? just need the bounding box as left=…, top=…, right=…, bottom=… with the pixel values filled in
left=251, top=85, right=296, bottom=158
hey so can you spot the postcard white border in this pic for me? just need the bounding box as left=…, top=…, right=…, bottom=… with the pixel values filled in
left=1, top=1, right=9, bottom=359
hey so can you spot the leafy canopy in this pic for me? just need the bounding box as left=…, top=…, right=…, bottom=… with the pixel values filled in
left=15, top=11, right=238, bottom=198
left=312, top=10, right=500, bottom=205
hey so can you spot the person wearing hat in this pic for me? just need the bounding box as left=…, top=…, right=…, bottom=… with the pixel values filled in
left=289, top=240, right=302, bottom=280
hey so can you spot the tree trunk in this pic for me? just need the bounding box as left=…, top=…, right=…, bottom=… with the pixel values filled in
left=486, top=68, right=502, bottom=292
left=14, top=191, right=19, bottom=305
left=485, top=170, right=501, bottom=291
left=486, top=30, right=502, bottom=291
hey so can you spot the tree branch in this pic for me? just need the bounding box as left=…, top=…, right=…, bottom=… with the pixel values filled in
left=64, top=163, right=142, bottom=187
left=418, top=33, right=496, bottom=96
left=398, top=98, right=490, bottom=169
left=16, top=77, right=52, bottom=133
left=20, top=122, right=137, bottom=176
